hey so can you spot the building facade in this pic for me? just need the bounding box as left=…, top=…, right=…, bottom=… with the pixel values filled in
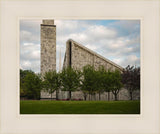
left=40, top=20, right=140, bottom=100
left=63, top=39, right=123, bottom=72
left=62, top=39, right=139, bottom=101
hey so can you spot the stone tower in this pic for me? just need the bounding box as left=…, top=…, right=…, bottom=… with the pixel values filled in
left=41, top=20, right=56, bottom=74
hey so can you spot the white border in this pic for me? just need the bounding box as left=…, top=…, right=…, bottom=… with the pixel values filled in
left=0, top=0, right=159, bottom=134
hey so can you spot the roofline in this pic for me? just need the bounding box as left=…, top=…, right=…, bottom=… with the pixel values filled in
left=66, top=39, right=124, bottom=70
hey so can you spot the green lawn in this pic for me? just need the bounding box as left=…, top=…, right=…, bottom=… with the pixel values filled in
left=20, top=100, right=140, bottom=114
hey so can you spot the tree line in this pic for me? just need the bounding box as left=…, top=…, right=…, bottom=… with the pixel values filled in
left=20, top=65, right=140, bottom=101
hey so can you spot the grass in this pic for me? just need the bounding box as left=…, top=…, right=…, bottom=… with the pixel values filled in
left=20, top=100, right=140, bottom=114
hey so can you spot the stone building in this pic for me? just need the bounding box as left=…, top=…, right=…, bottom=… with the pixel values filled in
left=62, top=39, right=140, bottom=101
left=63, top=39, right=123, bottom=72
left=41, top=20, right=56, bottom=74
left=40, top=20, right=56, bottom=99
left=40, top=20, right=140, bottom=100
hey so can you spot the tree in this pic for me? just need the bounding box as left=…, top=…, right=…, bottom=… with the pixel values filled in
left=103, top=70, right=112, bottom=101
left=96, top=66, right=106, bottom=100
left=110, top=70, right=123, bottom=101
left=43, top=71, right=61, bottom=100
left=20, top=69, right=35, bottom=97
left=81, top=65, right=98, bottom=100
left=60, top=67, right=81, bottom=100
left=122, top=65, right=140, bottom=100
left=23, top=72, right=42, bottom=100
left=81, top=89, right=88, bottom=101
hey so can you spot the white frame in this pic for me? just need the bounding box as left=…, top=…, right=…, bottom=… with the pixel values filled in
left=0, top=0, right=159, bottom=134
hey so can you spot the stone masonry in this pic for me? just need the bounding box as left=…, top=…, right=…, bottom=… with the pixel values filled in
left=40, top=20, right=56, bottom=99
left=62, top=39, right=140, bottom=100
left=41, top=20, right=56, bottom=74
left=63, top=39, right=123, bottom=72
left=40, top=20, right=140, bottom=100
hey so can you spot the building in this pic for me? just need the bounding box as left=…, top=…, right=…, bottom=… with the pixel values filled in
left=40, top=20, right=140, bottom=100
left=41, top=20, right=56, bottom=74
left=63, top=39, right=123, bottom=72
left=40, top=20, right=57, bottom=99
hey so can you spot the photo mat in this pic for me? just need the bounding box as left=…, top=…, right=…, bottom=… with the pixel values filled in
left=0, top=0, right=159, bottom=134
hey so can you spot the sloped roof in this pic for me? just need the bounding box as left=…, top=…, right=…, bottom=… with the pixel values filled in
left=66, top=39, right=124, bottom=71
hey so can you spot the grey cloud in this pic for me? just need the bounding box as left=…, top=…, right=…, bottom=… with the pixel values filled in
left=20, top=20, right=140, bottom=72
left=56, top=21, right=140, bottom=68
left=20, top=30, right=40, bottom=44
left=21, top=60, right=40, bottom=73
left=109, top=20, right=140, bottom=36
left=121, top=55, right=140, bottom=67
left=20, top=20, right=41, bottom=44
left=20, top=42, right=40, bottom=72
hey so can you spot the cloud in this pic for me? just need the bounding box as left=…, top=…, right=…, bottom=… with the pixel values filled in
left=85, top=44, right=98, bottom=51
left=112, top=55, right=140, bottom=68
left=21, top=61, right=32, bottom=68
left=20, top=43, right=40, bottom=72
left=87, top=25, right=117, bottom=39
left=20, top=30, right=40, bottom=44
left=20, top=20, right=41, bottom=44
left=122, top=55, right=140, bottom=67
left=20, top=59, right=40, bottom=73
left=20, top=20, right=140, bottom=72
left=109, top=20, right=140, bottom=37
left=20, top=20, right=42, bottom=33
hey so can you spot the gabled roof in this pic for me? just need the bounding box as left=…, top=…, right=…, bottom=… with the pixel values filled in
left=67, top=39, right=124, bottom=71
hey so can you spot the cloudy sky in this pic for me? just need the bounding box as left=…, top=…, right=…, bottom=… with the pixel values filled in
left=20, top=19, right=140, bottom=73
